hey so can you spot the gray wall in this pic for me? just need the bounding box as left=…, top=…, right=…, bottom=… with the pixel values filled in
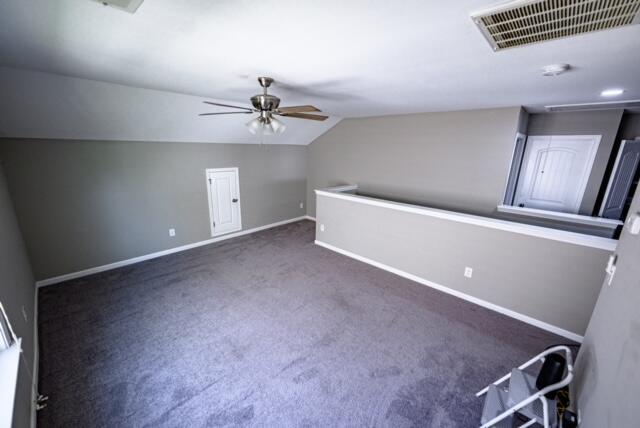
left=527, top=110, right=624, bottom=215
left=516, top=107, right=530, bottom=135
left=617, top=112, right=640, bottom=140
left=0, top=139, right=307, bottom=280
left=315, top=192, right=611, bottom=336
left=307, top=107, right=523, bottom=217
left=574, top=178, right=640, bottom=427
left=0, top=161, right=36, bottom=428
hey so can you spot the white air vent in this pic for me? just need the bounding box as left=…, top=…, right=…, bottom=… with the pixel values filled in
left=92, top=0, right=144, bottom=13
left=472, top=0, right=640, bottom=51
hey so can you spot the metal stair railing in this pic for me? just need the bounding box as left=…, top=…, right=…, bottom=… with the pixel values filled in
left=476, top=345, right=574, bottom=428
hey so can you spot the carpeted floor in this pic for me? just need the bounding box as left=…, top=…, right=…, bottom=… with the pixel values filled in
left=37, top=220, right=567, bottom=427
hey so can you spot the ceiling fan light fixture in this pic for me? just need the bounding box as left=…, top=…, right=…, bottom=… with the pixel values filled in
left=245, top=117, right=264, bottom=135
left=245, top=114, right=285, bottom=136
left=268, top=116, right=286, bottom=134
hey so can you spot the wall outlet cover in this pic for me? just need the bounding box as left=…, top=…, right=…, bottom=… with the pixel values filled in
left=169, top=228, right=176, bottom=237
left=320, top=224, right=325, bottom=232
left=464, top=267, right=473, bottom=278
left=299, top=202, right=304, bottom=209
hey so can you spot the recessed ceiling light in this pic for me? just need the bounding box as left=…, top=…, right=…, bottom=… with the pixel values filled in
left=601, top=88, right=625, bottom=97
left=541, top=64, right=570, bottom=76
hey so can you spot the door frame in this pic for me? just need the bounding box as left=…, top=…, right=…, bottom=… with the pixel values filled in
left=597, top=139, right=640, bottom=218
left=501, top=132, right=527, bottom=205
left=515, top=134, right=601, bottom=213
left=206, top=167, right=242, bottom=237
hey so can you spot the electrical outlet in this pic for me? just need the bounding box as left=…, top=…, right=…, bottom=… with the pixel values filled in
left=169, top=228, right=176, bottom=237
left=320, top=224, right=325, bottom=232
left=464, top=267, right=473, bottom=278
left=22, top=305, right=28, bottom=322
left=299, top=202, right=304, bottom=209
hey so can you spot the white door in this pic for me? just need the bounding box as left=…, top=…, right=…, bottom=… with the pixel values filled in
left=514, top=135, right=600, bottom=213
left=206, top=168, right=242, bottom=236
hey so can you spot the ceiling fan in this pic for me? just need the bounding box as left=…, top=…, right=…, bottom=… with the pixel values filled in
left=199, top=77, right=329, bottom=136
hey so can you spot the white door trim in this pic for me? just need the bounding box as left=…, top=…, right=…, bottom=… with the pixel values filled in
left=501, top=132, right=527, bottom=205
left=206, top=167, right=242, bottom=237
left=598, top=140, right=627, bottom=217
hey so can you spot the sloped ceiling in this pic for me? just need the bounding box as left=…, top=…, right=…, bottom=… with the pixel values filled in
left=0, top=0, right=639, bottom=144
left=0, top=67, right=340, bottom=145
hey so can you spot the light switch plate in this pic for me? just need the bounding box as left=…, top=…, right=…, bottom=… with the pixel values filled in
left=628, top=212, right=640, bottom=235
left=605, top=254, right=617, bottom=286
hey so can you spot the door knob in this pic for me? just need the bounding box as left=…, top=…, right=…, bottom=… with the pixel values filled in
left=232, top=198, right=238, bottom=203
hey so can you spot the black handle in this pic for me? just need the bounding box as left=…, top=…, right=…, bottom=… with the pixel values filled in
left=232, top=198, right=238, bottom=203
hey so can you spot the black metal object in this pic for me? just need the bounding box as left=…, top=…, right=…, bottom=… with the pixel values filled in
left=536, top=352, right=566, bottom=399
left=560, top=410, right=578, bottom=428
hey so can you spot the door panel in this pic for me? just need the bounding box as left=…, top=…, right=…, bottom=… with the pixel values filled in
left=530, top=149, right=576, bottom=203
left=600, top=141, right=640, bottom=220
left=207, top=169, right=241, bottom=236
left=215, top=176, right=233, bottom=224
left=514, top=135, right=600, bottom=213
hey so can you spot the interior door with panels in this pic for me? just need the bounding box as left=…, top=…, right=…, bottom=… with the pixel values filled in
left=206, top=168, right=242, bottom=237
left=600, top=140, right=640, bottom=220
left=514, top=135, right=600, bottom=213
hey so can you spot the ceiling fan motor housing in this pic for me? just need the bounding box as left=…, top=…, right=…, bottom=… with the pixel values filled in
left=251, top=94, right=280, bottom=111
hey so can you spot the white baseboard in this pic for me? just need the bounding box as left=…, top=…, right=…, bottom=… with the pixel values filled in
left=314, top=239, right=583, bottom=343
left=304, top=215, right=316, bottom=221
left=36, top=216, right=308, bottom=288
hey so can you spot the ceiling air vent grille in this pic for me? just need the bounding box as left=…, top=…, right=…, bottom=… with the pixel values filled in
left=471, top=0, right=640, bottom=51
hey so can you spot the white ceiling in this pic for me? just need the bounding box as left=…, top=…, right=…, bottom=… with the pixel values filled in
left=0, top=0, right=639, bottom=143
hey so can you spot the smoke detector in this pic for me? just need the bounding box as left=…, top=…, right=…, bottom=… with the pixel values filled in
left=542, top=64, right=571, bottom=76
left=471, top=0, right=640, bottom=51
left=92, top=0, right=144, bottom=13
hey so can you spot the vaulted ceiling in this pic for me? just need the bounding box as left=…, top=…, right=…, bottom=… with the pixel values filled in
left=0, top=0, right=639, bottom=144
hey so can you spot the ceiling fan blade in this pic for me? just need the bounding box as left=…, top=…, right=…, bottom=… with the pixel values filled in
left=199, top=111, right=253, bottom=116
left=277, top=105, right=321, bottom=113
left=277, top=112, right=329, bottom=121
left=203, top=101, right=254, bottom=111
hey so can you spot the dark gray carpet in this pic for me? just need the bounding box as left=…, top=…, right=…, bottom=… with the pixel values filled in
left=37, top=220, right=567, bottom=427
